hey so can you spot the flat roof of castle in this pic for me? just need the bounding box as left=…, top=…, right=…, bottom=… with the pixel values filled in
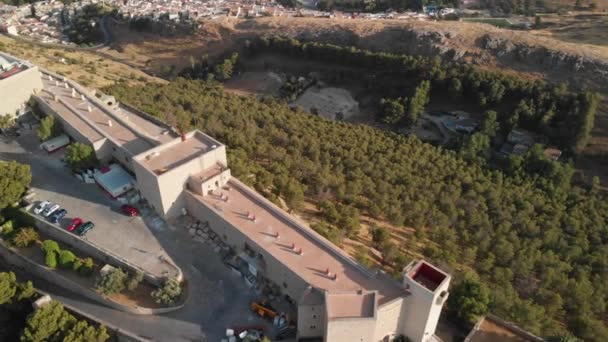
left=39, top=73, right=153, bottom=154
left=191, top=178, right=407, bottom=307
left=326, top=291, right=376, bottom=319
left=134, top=131, right=222, bottom=174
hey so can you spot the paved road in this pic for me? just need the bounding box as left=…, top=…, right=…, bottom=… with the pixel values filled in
left=12, top=219, right=273, bottom=342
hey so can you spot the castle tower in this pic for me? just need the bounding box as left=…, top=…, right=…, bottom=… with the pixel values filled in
left=401, top=261, right=450, bottom=342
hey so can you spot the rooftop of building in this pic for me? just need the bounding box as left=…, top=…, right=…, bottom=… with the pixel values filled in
left=466, top=315, right=544, bottom=342
left=190, top=163, right=227, bottom=186
left=116, top=105, right=177, bottom=144
left=37, top=77, right=104, bottom=143
left=38, top=71, right=173, bottom=155
left=134, top=131, right=223, bottom=175
left=326, top=291, right=376, bottom=319
left=190, top=177, right=408, bottom=307
left=406, top=261, right=448, bottom=292
left=0, top=52, right=32, bottom=80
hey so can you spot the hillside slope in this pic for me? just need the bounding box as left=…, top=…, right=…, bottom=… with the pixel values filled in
left=101, top=16, right=608, bottom=184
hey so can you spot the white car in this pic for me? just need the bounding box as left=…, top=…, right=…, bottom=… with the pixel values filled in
left=34, top=200, right=50, bottom=215
left=42, top=204, right=60, bottom=217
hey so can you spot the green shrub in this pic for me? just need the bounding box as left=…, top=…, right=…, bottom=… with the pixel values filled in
left=95, top=267, right=127, bottom=295
left=45, top=251, right=57, bottom=269
left=79, top=257, right=94, bottom=276
left=12, top=227, right=39, bottom=248
left=0, top=220, right=15, bottom=237
left=20, top=300, right=110, bottom=342
left=65, top=142, right=98, bottom=171
left=72, top=259, right=83, bottom=272
left=126, top=271, right=144, bottom=291
left=37, top=116, right=62, bottom=141
left=151, top=278, right=182, bottom=305
left=41, top=240, right=60, bottom=254
left=17, top=280, right=35, bottom=301
left=58, top=250, right=76, bottom=269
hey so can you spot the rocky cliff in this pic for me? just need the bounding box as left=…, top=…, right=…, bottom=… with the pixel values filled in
left=221, top=17, right=608, bottom=92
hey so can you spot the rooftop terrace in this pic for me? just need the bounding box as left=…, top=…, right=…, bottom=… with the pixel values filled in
left=136, top=131, right=222, bottom=174
left=326, top=291, right=376, bottom=319
left=191, top=178, right=407, bottom=306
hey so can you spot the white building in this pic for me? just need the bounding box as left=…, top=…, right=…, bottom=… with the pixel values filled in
left=0, top=53, right=43, bottom=117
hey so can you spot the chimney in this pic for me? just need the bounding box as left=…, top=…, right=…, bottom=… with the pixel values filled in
left=181, top=133, right=186, bottom=142
left=81, top=94, right=85, bottom=101
left=53, top=95, right=58, bottom=101
left=274, top=232, right=279, bottom=238
left=55, top=81, right=59, bottom=87
left=108, top=120, right=112, bottom=127
left=291, top=243, right=296, bottom=251
left=64, top=82, right=69, bottom=89
left=87, top=105, right=92, bottom=112
left=49, top=75, right=53, bottom=81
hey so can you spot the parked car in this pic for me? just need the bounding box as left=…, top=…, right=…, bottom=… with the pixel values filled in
left=67, top=218, right=82, bottom=232
left=34, top=200, right=50, bottom=215
left=41, top=203, right=60, bottom=217
left=49, top=209, right=67, bottom=224
left=76, top=221, right=94, bottom=236
left=121, top=205, right=139, bottom=217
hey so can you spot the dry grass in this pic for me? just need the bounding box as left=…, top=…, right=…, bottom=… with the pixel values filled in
left=532, top=12, right=608, bottom=47
left=0, top=35, right=164, bottom=89
left=544, top=0, right=608, bottom=9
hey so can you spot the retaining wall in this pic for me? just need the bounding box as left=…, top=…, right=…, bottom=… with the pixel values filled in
left=0, top=240, right=184, bottom=315
left=28, top=212, right=166, bottom=286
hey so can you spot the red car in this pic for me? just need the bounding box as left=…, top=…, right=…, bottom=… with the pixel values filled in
left=67, top=218, right=83, bottom=231
left=121, top=205, right=138, bottom=217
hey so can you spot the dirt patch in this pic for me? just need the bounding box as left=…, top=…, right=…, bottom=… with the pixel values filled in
left=224, top=71, right=284, bottom=96
left=294, top=85, right=359, bottom=120
left=108, top=279, right=163, bottom=308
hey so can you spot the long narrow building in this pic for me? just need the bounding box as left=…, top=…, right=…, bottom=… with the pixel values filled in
left=10, top=53, right=451, bottom=342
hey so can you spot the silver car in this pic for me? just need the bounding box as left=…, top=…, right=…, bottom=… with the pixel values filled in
left=42, top=203, right=60, bottom=217
left=34, top=200, right=50, bottom=215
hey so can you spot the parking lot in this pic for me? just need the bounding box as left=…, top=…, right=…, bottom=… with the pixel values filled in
left=0, top=129, right=179, bottom=280
left=1, top=128, right=294, bottom=341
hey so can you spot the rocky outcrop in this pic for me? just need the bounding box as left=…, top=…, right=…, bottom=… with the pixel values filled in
left=227, top=17, right=608, bottom=92
left=479, top=34, right=608, bottom=91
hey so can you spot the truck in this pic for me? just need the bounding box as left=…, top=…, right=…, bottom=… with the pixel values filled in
left=40, top=134, right=70, bottom=153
